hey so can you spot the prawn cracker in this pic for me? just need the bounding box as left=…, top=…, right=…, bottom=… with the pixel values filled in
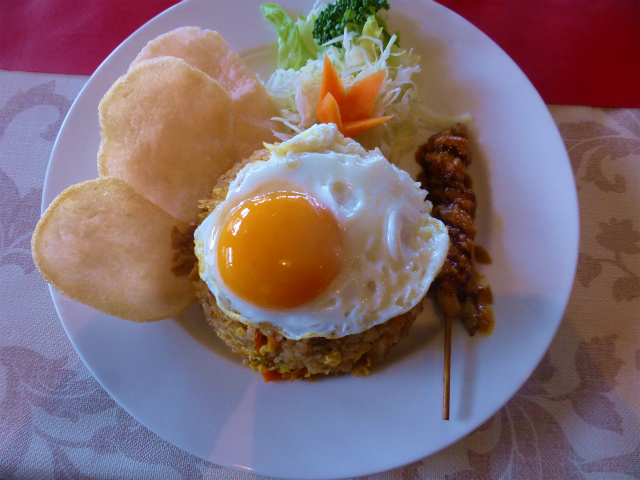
left=32, top=177, right=195, bottom=322
left=130, top=26, right=278, bottom=161
left=98, top=56, right=234, bottom=224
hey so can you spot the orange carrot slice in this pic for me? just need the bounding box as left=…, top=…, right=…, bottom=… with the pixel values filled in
left=343, top=115, right=393, bottom=137
left=316, top=56, right=390, bottom=137
left=341, top=69, right=386, bottom=123
left=318, top=54, right=345, bottom=105
left=290, top=369, right=304, bottom=382
left=316, top=92, right=345, bottom=134
left=262, top=370, right=282, bottom=382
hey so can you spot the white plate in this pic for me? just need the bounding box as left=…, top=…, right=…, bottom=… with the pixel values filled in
left=42, top=0, right=579, bottom=478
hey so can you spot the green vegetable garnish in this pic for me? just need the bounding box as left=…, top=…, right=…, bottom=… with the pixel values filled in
left=278, top=361, right=291, bottom=373
left=261, top=3, right=320, bottom=70
left=260, top=0, right=470, bottom=164
left=312, top=0, right=392, bottom=47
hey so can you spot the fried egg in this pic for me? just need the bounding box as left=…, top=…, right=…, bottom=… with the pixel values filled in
left=194, top=124, right=449, bottom=339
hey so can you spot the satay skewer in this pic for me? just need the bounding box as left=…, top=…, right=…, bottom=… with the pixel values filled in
left=442, top=315, right=452, bottom=420
left=416, top=123, right=493, bottom=421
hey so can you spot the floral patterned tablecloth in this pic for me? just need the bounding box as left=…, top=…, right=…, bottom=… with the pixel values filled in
left=1, top=69, right=638, bottom=479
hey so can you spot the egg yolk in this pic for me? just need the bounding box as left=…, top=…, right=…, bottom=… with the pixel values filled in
left=217, top=191, right=344, bottom=309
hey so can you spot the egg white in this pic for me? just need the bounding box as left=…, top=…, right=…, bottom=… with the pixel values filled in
left=194, top=124, right=449, bottom=339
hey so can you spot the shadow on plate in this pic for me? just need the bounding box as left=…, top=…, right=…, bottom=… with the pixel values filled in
left=173, top=303, right=241, bottom=363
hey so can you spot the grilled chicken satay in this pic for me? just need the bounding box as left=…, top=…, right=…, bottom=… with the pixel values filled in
left=415, top=123, right=492, bottom=336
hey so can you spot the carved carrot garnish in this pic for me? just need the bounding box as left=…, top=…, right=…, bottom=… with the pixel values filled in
left=316, top=92, right=344, bottom=132
left=316, top=54, right=391, bottom=137
left=341, top=69, right=386, bottom=123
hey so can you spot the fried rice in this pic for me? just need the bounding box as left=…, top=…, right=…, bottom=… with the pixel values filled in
left=190, top=149, right=425, bottom=380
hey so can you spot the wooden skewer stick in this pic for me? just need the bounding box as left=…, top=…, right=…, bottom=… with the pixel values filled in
left=442, top=315, right=452, bottom=420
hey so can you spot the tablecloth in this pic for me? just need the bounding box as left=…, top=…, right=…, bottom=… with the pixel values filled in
left=1, top=2, right=639, bottom=479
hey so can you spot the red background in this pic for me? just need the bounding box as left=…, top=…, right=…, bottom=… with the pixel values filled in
left=1, top=0, right=638, bottom=107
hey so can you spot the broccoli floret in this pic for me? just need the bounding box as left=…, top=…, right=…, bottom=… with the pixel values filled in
left=312, top=0, right=391, bottom=46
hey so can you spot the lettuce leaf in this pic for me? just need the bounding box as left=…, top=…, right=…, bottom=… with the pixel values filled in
left=261, top=3, right=320, bottom=70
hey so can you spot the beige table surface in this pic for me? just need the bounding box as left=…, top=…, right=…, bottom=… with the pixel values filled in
left=0, top=68, right=638, bottom=479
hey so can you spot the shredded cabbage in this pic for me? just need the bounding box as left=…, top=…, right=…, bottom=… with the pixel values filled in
left=262, top=3, right=470, bottom=164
